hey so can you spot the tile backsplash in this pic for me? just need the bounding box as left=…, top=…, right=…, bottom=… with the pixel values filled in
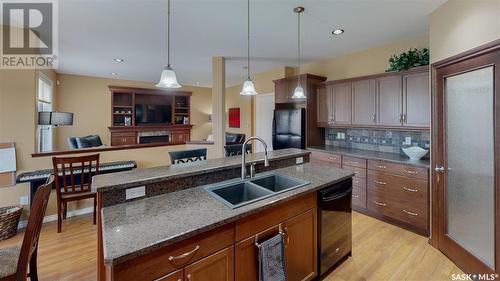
left=325, top=128, right=430, bottom=157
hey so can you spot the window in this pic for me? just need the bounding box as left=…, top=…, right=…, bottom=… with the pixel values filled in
left=37, top=73, right=53, bottom=152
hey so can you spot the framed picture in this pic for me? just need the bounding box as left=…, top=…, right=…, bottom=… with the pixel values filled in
left=228, top=108, right=240, bottom=128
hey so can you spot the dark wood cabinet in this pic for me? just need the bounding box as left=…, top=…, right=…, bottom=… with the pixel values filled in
left=184, top=246, right=234, bottom=281
left=317, top=67, right=429, bottom=130
left=283, top=208, right=317, bottom=281
left=274, top=80, right=289, bottom=103
left=403, top=72, right=430, bottom=127
left=155, top=269, right=183, bottom=281
left=352, top=79, right=377, bottom=126
left=376, top=75, right=403, bottom=126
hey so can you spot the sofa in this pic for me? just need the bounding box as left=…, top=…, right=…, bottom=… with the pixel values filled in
left=68, top=135, right=104, bottom=149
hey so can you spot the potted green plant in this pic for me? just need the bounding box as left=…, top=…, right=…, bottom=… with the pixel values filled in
left=386, top=48, right=429, bottom=72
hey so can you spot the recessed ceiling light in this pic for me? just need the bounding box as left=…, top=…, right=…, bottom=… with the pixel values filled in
left=113, top=58, right=124, bottom=62
left=111, top=72, right=118, bottom=76
left=332, top=29, right=344, bottom=35
left=195, top=82, right=200, bottom=85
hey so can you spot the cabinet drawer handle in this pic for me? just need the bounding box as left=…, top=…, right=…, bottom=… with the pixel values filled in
left=374, top=180, right=386, bottom=185
left=352, top=194, right=359, bottom=198
left=374, top=201, right=387, bottom=206
left=168, top=245, right=200, bottom=261
left=403, top=209, right=418, bottom=216
left=376, top=165, right=386, bottom=169
left=404, top=169, right=419, bottom=175
left=348, top=161, right=359, bottom=165
left=402, top=186, right=418, bottom=193
left=328, top=157, right=337, bottom=161
left=353, top=179, right=359, bottom=184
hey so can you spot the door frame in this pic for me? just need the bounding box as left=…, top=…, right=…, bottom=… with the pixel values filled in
left=431, top=39, right=500, bottom=274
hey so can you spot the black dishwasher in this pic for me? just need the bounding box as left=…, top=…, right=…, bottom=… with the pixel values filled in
left=318, top=178, right=353, bottom=276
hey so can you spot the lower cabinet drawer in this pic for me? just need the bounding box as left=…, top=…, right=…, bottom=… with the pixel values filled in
left=111, top=224, right=235, bottom=281
left=367, top=190, right=428, bottom=230
left=352, top=185, right=366, bottom=209
left=310, top=151, right=341, bottom=164
left=352, top=177, right=366, bottom=188
left=367, top=170, right=428, bottom=205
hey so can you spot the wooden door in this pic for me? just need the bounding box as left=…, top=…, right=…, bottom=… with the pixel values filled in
left=316, top=86, right=330, bottom=126
left=235, top=225, right=280, bottom=281
left=352, top=79, right=376, bottom=126
left=433, top=42, right=500, bottom=275
left=376, top=75, right=402, bottom=126
left=403, top=71, right=430, bottom=127
left=274, top=80, right=289, bottom=104
left=332, top=82, right=352, bottom=125
left=154, top=269, right=183, bottom=281
left=184, top=246, right=234, bottom=281
left=283, top=208, right=317, bottom=281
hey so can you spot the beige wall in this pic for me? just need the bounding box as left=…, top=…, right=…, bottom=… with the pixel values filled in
left=300, top=36, right=429, bottom=81
left=55, top=74, right=213, bottom=149
left=225, top=67, right=291, bottom=138
left=430, top=0, right=500, bottom=63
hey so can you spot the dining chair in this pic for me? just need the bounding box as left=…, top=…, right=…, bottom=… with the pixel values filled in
left=0, top=175, right=54, bottom=281
left=169, top=148, right=207, bottom=164
left=52, top=154, right=99, bottom=233
left=224, top=144, right=252, bottom=157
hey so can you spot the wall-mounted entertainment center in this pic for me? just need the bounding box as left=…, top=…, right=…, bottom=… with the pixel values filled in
left=108, top=86, right=193, bottom=147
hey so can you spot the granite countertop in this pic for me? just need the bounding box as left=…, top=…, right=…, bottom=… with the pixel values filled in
left=308, top=145, right=430, bottom=168
left=101, top=162, right=353, bottom=265
left=93, top=148, right=310, bottom=192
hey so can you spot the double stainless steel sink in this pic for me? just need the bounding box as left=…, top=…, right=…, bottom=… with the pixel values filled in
left=204, top=173, right=310, bottom=209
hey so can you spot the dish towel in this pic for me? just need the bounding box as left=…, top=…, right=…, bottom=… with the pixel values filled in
left=257, top=233, right=287, bottom=281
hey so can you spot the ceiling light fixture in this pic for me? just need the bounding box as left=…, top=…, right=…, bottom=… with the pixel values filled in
left=156, top=0, right=181, bottom=89
left=240, top=0, right=257, bottom=96
left=113, top=58, right=124, bottom=62
left=291, top=6, right=306, bottom=99
left=332, top=29, right=344, bottom=35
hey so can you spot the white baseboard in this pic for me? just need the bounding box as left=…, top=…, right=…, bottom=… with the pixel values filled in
left=17, top=207, right=94, bottom=230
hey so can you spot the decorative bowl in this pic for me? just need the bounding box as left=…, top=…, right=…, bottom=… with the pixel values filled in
left=402, top=146, right=428, bottom=160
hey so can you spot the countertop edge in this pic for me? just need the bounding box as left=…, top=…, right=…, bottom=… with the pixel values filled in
left=307, top=146, right=430, bottom=168
left=94, top=150, right=311, bottom=192
left=103, top=172, right=354, bottom=265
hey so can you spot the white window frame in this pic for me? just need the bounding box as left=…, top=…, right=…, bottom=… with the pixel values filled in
left=37, top=72, right=54, bottom=152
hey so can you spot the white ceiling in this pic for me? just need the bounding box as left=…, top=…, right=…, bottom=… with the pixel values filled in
left=57, top=0, right=445, bottom=87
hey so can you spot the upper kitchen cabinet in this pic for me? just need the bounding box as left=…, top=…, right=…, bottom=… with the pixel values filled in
left=331, top=82, right=352, bottom=125
left=273, top=74, right=327, bottom=104
left=316, top=85, right=331, bottom=126
left=376, top=75, right=403, bottom=126
left=352, top=79, right=377, bottom=126
left=403, top=71, right=430, bottom=128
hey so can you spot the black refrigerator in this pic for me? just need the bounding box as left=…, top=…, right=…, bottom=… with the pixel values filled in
left=272, top=108, right=306, bottom=150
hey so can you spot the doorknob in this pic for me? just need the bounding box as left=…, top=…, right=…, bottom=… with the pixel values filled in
left=435, top=166, right=445, bottom=173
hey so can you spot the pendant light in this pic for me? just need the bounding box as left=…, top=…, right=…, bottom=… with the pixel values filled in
left=240, top=0, right=258, bottom=96
left=291, top=6, right=305, bottom=99
left=156, top=0, right=181, bottom=88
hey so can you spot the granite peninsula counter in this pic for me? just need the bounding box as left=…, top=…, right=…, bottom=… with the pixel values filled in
left=93, top=149, right=354, bottom=281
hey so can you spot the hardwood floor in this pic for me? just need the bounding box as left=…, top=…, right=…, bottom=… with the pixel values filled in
left=0, top=212, right=462, bottom=281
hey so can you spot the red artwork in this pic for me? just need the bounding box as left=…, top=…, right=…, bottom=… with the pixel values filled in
left=228, top=108, right=240, bottom=128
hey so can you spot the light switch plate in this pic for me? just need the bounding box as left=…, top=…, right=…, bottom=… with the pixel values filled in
left=20, top=196, right=28, bottom=205
left=126, top=186, right=146, bottom=200
left=296, top=157, right=304, bottom=164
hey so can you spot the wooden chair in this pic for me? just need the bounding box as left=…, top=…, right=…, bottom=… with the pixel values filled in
left=224, top=144, right=252, bottom=157
left=0, top=175, right=54, bottom=281
left=168, top=148, right=207, bottom=164
left=52, top=154, right=99, bottom=233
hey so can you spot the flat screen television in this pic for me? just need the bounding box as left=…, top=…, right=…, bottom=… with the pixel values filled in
left=135, top=104, right=172, bottom=124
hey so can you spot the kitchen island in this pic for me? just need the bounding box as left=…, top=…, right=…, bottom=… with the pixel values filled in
left=93, top=149, right=353, bottom=281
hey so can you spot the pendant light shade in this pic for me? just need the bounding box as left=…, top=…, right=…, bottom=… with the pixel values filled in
left=240, top=79, right=258, bottom=96
left=240, top=0, right=257, bottom=96
left=156, top=66, right=181, bottom=88
left=157, top=0, right=181, bottom=89
left=292, top=6, right=306, bottom=99
left=291, top=84, right=305, bottom=99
